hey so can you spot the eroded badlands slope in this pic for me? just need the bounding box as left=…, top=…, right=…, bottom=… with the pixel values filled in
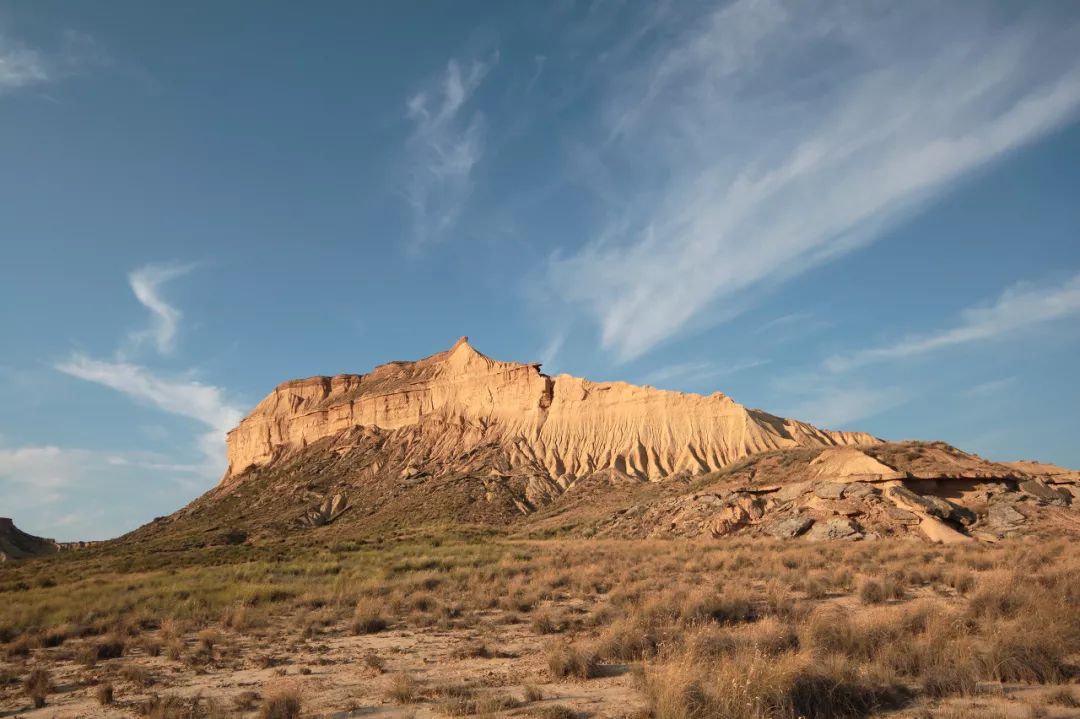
left=125, top=338, right=1079, bottom=548
left=224, top=337, right=873, bottom=484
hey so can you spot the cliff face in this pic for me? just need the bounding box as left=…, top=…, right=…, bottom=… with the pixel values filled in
left=0, top=518, right=59, bottom=561
left=223, top=337, right=877, bottom=485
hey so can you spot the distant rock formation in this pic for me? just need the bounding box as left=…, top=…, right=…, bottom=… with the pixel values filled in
left=0, top=518, right=59, bottom=561
left=223, top=337, right=877, bottom=485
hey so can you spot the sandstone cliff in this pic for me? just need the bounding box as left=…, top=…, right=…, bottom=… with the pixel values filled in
left=223, top=337, right=876, bottom=485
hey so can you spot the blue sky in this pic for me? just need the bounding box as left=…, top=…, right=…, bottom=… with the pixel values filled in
left=2, top=1, right=1079, bottom=541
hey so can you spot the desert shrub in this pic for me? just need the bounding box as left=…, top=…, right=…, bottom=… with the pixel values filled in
left=978, top=622, right=1067, bottom=684
left=95, top=635, right=126, bottom=660
left=165, top=639, right=184, bottom=661
left=531, top=705, right=577, bottom=719
left=361, top=651, right=385, bottom=673
left=547, top=641, right=599, bottom=679
left=23, top=668, right=50, bottom=709
left=859, top=577, right=904, bottom=605
left=681, top=589, right=757, bottom=625
left=234, top=691, right=261, bottom=711
left=645, top=651, right=906, bottom=719
left=531, top=610, right=564, bottom=635
left=523, top=684, right=544, bottom=702
left=121, top=664, right=156, bottom=688
left=258, top=683, right=302, bottom=719
left=352, top=599, right=388, bottom=634
left=450, top=639, right=492, bottom=659
left=139, top=693, right=224, bottom=718
left=386, top=672, right=421, bottom=703
left=96, top=682, right=115, bottom=705
left=1045, top=689, right=1080, bottom=707
left=703, top=617, right=800, bottom=658
left=595, top=616, right=660, bottom=661
left=3, top=635, right=31, bottom=660
left=196, top=628, right=222, bottom=652
left=222, top=602, right=265, bottom=632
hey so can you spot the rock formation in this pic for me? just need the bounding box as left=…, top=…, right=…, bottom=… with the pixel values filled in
left=123, top=338, right=1078, bottom=548
left=223, top=337, right=876, bottom=485
left=0, top=518, right=59, bottom=561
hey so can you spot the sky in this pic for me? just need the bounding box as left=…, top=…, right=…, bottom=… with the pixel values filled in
left=2, top=1, right=1080, bottom=541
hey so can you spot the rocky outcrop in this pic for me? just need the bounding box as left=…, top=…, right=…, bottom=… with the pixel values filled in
left=585, top=444, right=1080, bottom=543
left=223, top=337, right=877, bottom=486
left=0, top=518, right=59, bottom=561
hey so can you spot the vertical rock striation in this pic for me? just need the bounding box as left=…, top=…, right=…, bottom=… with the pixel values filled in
left=222, top=337, right=878, bottom=485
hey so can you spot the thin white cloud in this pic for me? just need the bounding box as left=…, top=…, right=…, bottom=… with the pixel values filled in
left=55, top=355, right=242, bottom=475
left=538, top=330, right=566, bottom=373
left=0, top=444, right=192, bottom=540
left=827, top=272, right=1080, bottom=372
left=960, top=377, right=1016, bottom=398
left=545, top=1, right=1080, bottom=361
left=0, top=38, right=49, bottom=91
left=0, top=30, right=103, bottom=94
left=640, top=358, right=768, bottom=388
left=404, top=55, right=496, bottom=249
left=780, top=384, right=908, bottom=430
left=128, top=262, right=195, bottom=354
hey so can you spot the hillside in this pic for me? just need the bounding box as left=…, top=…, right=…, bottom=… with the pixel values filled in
left=0, top=519, right=58, bottom=561
left=119, top=339, right=1079, bottom=549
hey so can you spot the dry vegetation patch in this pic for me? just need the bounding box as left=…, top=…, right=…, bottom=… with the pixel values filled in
left=1, top=536, right=1078, bottom=717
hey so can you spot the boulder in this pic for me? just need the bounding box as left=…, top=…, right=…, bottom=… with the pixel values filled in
left=814, top=482, right=847, bottom=500
left=774, top=482, right=812, bottom=502
left=842, top=482, right=878, bottom=499
left=763, top=516, right=814, bottom=539
left=1019, top=479, right=1068, bottom=505
left=806, top=518, right=862, bottom=541
left=888, top=486, right=959, bottom=521
left=884, top=506, right=920, bottom=525
left=987, top=503, right=1026, bottom=527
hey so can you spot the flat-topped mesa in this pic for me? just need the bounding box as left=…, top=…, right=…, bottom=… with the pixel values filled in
left=222, top=337, right=878, bottom=485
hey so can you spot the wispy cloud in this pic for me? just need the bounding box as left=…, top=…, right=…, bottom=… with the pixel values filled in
left=56, top=356, right=241, bottom=476
left=640, top=358, right=768, bottom=389
left=0, top=444, right=189, bottom=540
left=127, top=262, right=195, bottom=355
left=960, top=377, right=1016, bottom=398
left=55, top=262, right=242, bottom=480
left=403, top=55, right=496, bottom=249
left=537, top=330, right=566, bottom=373
left=753, top=312, right=813, bottom=335
left=0, top=37, right=48, bottom=91
left=780, top=384, right=908, bottom=430
left=826, top=272, right=1080, bottom=372
left=544, top=1, right=1080, bottom=361
left=0, top=30, right=103, bottom=94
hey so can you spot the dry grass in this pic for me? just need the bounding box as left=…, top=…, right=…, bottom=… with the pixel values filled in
left=1, top=535, right=1078, bottom=718
left=386, top=672, right=421, bottom=704
left=257, top=682, right=302, bottom=719
left=22, top=668, right=50, bottom=708
left=547, top=641, right=600, bottom=679
left=351, top=598, right=388, bottom=634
